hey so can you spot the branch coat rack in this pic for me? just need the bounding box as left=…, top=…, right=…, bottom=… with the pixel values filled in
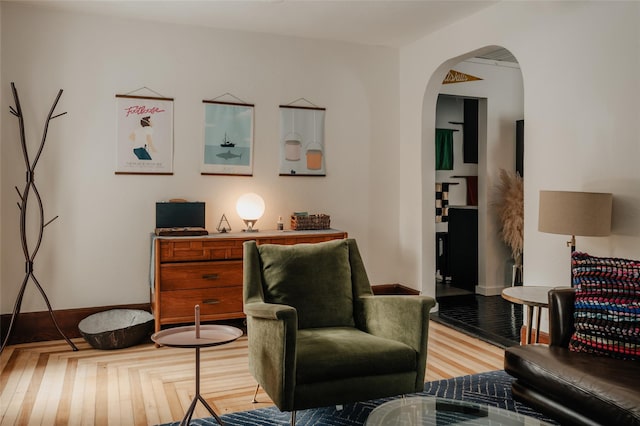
left=1, top=83, right=78, bottom=353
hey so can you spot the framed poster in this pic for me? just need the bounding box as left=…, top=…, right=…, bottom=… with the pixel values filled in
left=115, top=95, right=174, bottom=174
left=279, top=105, right=326, bottom=176
left=202, top=101, right=255, bottom=176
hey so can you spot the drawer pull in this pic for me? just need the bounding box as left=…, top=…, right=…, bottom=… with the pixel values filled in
left=202, top=274, right=219, bottom=280
left=203, top=299, right=220, bottom=305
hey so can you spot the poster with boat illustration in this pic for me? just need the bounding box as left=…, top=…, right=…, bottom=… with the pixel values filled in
left=279, top=105, right=326, bottom=176
left=202, top=100, right=254, bottom=176
left=115, top=94, right=174, bottom=174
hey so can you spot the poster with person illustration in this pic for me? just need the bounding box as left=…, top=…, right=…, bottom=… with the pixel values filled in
left=115, top=95, right=174, bottom=174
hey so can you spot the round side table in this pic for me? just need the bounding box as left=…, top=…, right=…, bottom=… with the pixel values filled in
left=501, top=286, right=555, bottom=344
left=152, top=324, right=243, bottom=425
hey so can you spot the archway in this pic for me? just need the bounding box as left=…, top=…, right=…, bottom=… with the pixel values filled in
left=422, top=46, right=524, bottom=345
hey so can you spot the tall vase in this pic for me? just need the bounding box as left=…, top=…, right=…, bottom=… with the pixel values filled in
left=512, top=263, right=523, bottom=286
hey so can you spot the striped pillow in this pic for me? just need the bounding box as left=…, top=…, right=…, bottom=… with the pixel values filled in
left=569, top=252, right=640, bottom=360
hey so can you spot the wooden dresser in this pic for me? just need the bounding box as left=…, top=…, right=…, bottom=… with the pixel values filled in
left=151, top=229, right=347, bottom=332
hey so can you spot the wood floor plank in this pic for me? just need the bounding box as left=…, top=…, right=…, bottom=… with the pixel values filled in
left=0, top=346, right=16, bottom=374
left=0, top=350, right=33, bottom=419
left=40, top=352, right=68, bottom=424
left=95, top=359, right=109, bottom=425
left=19, top=352, right=51, bottom=425
left=1, top=352, right=36, bottom=425
left=137, top=370, right=161, bottom=426
left=0, top=322, right=505, bottom=425
left=129, top=364, right=149, bottom=426
left=67, top=359, right=86, bottom=425
left=79, top=360, right=98, bottom=425
left=54, top=357, right=76, bottom=424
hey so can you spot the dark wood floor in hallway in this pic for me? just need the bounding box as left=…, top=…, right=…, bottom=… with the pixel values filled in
left=433, top=285, right=523, bottom=348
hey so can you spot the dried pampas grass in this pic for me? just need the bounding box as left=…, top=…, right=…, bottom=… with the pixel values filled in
left=495, top=169, right=523, bottom=264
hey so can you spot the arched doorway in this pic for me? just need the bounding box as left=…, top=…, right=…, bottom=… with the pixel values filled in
left=425, top=46, right=525, bottom=347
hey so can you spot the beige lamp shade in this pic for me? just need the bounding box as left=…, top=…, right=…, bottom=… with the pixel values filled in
left=538, top=190, right=612, bottom=237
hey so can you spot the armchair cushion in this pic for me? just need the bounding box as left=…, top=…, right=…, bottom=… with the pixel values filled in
left=258, top=239, right=354, bottom=329
left=295, top=327, right=416, bottom=385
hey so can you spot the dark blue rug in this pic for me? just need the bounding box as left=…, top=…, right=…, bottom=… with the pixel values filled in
left=159, top=370, right=558, bottom=425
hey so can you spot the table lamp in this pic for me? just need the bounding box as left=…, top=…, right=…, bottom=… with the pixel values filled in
left=538, top=190, right=612, bottom=285
left=236, top=192, right=265, bottom=232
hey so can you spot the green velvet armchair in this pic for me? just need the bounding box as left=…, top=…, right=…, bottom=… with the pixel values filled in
left=243, top=238, right=436, bottom=424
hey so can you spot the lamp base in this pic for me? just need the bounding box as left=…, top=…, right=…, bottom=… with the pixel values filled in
left=567, top=234, right=576, bottom=287
left=242, top=219, right=259, bottom=232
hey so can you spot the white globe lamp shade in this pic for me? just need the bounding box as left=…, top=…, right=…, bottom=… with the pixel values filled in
left=236, top=193, right=265, bottom=232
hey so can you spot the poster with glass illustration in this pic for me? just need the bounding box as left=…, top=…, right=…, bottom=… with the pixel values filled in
left=115, top=95, right=174, bottom=174
left=202, top=101, right=254, bottom=176
left=279, top=106, right=326, bottom=176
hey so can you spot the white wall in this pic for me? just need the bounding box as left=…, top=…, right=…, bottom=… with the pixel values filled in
left=400, top=1, right=640, bottom=298
left=0, top=3, right=400, bottom=313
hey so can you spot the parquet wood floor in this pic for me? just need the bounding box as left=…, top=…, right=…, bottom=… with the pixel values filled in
left=1, top=321, right=504, bottom=425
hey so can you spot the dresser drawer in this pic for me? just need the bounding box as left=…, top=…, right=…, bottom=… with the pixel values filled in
left=159, top=239, right=244, bottom=262
left=159, top=261, right=242, bottom=291
left=160, top=286, right=243, bottom=322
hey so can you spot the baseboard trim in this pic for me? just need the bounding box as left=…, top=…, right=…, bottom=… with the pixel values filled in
left=474, top=285, right=505, bottom=296
left=1, top=303, right=151, bottom=346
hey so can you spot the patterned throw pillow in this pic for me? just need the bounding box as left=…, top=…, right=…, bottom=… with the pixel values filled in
left=569, top=252, right=640, bottom=360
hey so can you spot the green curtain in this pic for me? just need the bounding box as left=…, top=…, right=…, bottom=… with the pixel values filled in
left=435, top=129, right=454, bottom=170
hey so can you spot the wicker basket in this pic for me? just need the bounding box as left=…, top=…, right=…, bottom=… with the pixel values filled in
left=290, top=214, right=331, bottom=230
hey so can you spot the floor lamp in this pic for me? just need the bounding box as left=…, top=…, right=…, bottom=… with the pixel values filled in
left=538, top=190, right=612, bottom=286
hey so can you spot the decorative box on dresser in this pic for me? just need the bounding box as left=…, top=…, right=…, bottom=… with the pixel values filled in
left=151, top=229, right=347, bottom=332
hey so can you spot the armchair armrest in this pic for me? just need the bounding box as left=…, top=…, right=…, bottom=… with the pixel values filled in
left=357, top=295, right=435, bottom=351
left=244, top=301, right=297, bottom=411
left=357, top=294, right=435, bottom=390
left=244, top=301, right=297, bottom=321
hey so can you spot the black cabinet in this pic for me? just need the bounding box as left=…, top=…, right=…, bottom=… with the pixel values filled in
left=516, top=119, right=524, bottom=176
left=448, top=207, right=478, bottom=291
left=463, top=99, right=479, bottom=164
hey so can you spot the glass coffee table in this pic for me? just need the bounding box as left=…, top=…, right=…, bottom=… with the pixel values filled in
left=366, top=396, right=553, bottom=425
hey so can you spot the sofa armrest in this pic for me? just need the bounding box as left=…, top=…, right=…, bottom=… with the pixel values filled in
left=548, top=287, right=576, bottom=347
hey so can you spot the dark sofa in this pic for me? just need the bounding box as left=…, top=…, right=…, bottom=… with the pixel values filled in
left=504, top=288, right=640, bottom=426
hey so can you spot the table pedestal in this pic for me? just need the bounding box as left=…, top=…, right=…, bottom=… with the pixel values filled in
left=181, top=347, right=224, bottom=426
